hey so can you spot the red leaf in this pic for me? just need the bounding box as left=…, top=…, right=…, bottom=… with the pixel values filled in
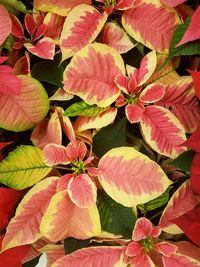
left=172, top=207, right=200, bottom=247
left=161, top=0, right=187, bottom=7
left=190, top=153, right=200, bottom=195
left=10, top=14, right=24, bottom=39
left=24, top=14, right=36, bottom=36
left=0, top=142, right=13, bottom=151
left=183, top=126, right=200, bottom=152
left=176, top=6, right=200, bottom=47
left=187, top=70, right=200, bottom=100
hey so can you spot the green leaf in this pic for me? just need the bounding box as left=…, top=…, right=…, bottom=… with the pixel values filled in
left=0, top=146, right=52, bottom=190
left=63, top=101, right=105, bottom=117
left=31, top=56, right=64, bottom=87
left=93, top=117, right=127, bottom=158
left=138, top=186, right=171, bottom=213
left=0, top=0, right=26, bottom=12
left=170, top=150, right=196, bottom=172
left=169, top=17, right=200, bottom=57
left=64, top=238, right=91, bottom=255
left=97, top=190, right=136, bottom=238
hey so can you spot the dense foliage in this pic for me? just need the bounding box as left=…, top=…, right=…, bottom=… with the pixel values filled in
left=0, top=0, right=200, bottom=266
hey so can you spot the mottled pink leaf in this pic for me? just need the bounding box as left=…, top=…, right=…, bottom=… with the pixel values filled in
left=99, top=22, right=134, bottom=54
left=114, top=74, right=129, bottom=93
left=24, top=37, right=55, bottom=59
left=156, top=76, right=200, bottom=133
left=0, top=4, right=12, bottom=45
left=0, top=75, right=49, bottom=131
left=63, top=43, right=125, bottom=107
left=161, top=0, right=187, bottom=7
left=187, top=70, right=200, bottom=100
left=43, top=13, right=65, bottom=42
left=159, top=180, right=199, bottom=234
left=31, top=108, right=62, bottom=149
left=0, top=63, right=21, bottom=95
left=122, top=0, right=181, bottom=53
left=52, top=246, right=126, bottom=267
left=176, top=6, right=200, bottom=47
left=116, top=0, right=136, bottom=10
left=60, top=4, right=107, bottom=61
left=154, top=242, right=177, bottom=257
left=140, top=105, right=186, bottom=158
left=125, top=103, right=144, bottom=123
left=34, top=0, right=91, bottom=16
left=2, top=177, right=58, bottom=251
left=43, top=144, right=70, bottom=166
left=162, top=253, right=200, bottom=267
left=10, top=14, right=24, bottom=39
left=40, top=191, right=101, bottom=241
left=98, top=146, right=171, bottom=207
left=137, top=51, right=157, bottom=86
left=140, top=83, right=165, bottom=103
left=172, top=207, right=200, bottom=247
left=68, top=174, right=97, bottom=208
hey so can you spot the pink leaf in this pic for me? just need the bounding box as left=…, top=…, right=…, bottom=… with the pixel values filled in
left=60, top=4, right=107, bottom=61
left=34, top=24, right=47, bottom=40
left=0, top=4, right=12, bottom=45
left=0, top=64, right=21, bottom=95
left=122, top=0, right=181, bottom=53
left=98, top=146, right=171, bottom=207
left=140, top=83, right=165, bottom=103
left=140, top=105, right=186, bottom=158
left=99, top=22, right=135, bottom=54
left=63, top=43, right=125, bottom=107
left=116, top=0, right=136, bottom=10
left=156, top=76, right=200, bottom=133
left=161, top=0, right=187, bottom=7
left=125, top=103, right=144, bottom=123
left=10, top=14, right=24, bottom=39
left=172, top=207, right=200, bottom=247
left=132, top=217, right=159, bottom=241
left=187, top=70, right=200, bottom=100
left=162, top=253, right=200, bottom=267
left=159, top=180, right=199, bottom=234
left=33, top=0, right=91, bottom=16
left=68, top=174, right=97, bottom=208
left=176, top=6, right=200, bottom=47
left=154, top=242, right=177, bottom=257
left=0, top=75, right=49, bottom=131
left=52, top=246, right=126, bottom=267
left=40, top=191, right=101, bottom=241
left=137, top=51, right=157, bottom=86
left=24, top=37, right=55, bottom=60
left=175, top=241, right=200, bottom=262
left=43, top=144, right=71, bottom=166
left=125, top=242, right=142, bottom=257
left=114, top=74, right=129, bottom=94
left=2, top=177, right=58, bottom=251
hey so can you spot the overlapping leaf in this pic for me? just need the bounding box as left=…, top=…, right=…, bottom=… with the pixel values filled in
left=98, top=146, right=172, bottom=207
left=63, top=43, right=125, bottom=107
left=0, top=4, right=11, bottom=45
left=2, top=177, right=58, bottom=251
left=140, top=106, right=186, bottom=158
left=122, top=0, right=181, bottom=53
left=60, top=4, right=108, bottom=61
left=0, top=75, right=49, bottom=131
left=0, top=146, right=52, bottom=189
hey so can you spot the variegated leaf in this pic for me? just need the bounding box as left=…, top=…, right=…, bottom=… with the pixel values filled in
left=60, top=4, right=107, bottom=61
left=74, top=107, right=117, bottom=132
left=2, top=177, right=58, bottom=251
left=40, top=191, right=101, bottom=242
left=33, top=0, right=91, bottom=16
left=156, top=76, right=200, bottom=133
left=24, top=37, right=55, bottom=60
left=0, top=4, right=12, bottom=45
left=98, top=146, right=172, bottom=207
left=159, top=180, right=199, bottom=234
left=43, top=13, right=65, bottom=42
left=122, top=0, right=181, bottom=53
left=52, top=246, right=126, bottom=267
left=140, top=105, right=186, bottom=158
left=0, top=75, right=49, bottom=132
left=63, top=43, right=125, bottom=107
left=0, top=146, right=52, bottom=190
left=140, top=83, right=165, bottom=103
left=99, top=22, right=135, bottom=54
left=162, top=253, right=200, bottom=267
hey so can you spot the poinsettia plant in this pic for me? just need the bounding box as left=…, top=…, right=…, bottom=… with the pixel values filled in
left=0, top=0, right=200, bottom=266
